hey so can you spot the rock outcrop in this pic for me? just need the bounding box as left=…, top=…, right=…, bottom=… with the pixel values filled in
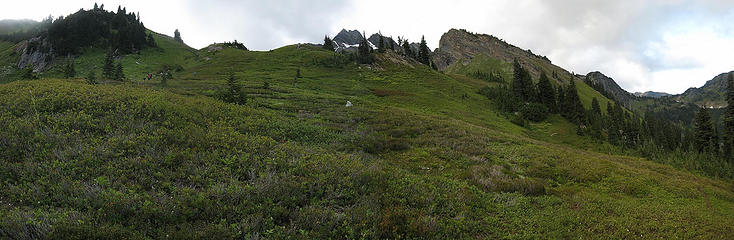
left=431, top=29, right=565, bottom=83
left=332, top=29, right=365, bottom=52
left=17, top=36, right=54, bottom=72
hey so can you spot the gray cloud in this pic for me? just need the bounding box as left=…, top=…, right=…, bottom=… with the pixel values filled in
left=176, top=0, right=352, bottom=50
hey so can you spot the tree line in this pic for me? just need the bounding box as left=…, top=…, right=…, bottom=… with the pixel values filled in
left=480, top=61, right=733, bottom=178
left=47, top=3, right=156, bottom=56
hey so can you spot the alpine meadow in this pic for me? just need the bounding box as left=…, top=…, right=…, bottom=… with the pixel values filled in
left=0, top=1, right=733, bottom=239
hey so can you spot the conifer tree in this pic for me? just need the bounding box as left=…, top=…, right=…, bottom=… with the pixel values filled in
left=323, top=36, right=334, bottom=51
left=63, top=60, right=76, bottom=78
left=511, top=60, right=534, bottom=102
left=221, top=72, right=247, bottom=105
left=378, top=35, right=385, bottom=53
left=388, top=36, right=395, bottom=51
left=694, top=106, right=715, bottom=153
left=418, top=36, right=430, bottom=65
left=357, top=33, right=372, bottom=64
left=173, top=29, right=183, bottom=43
left=563, top=79, right=585, bottom=124
left=114, top=62, right=124, bottom=81
left=536, top=72, right=556, bottom=112
left=86, top=70, right=97, bottom=84
left=102, top=51, right=115, bottom=79
left=591, top=98, right=602, bottom=116
left=147, top=33, right=156, bottom=47
left=724, top=73, right=734, bottom=158
left=557, top=85, right=566, bottom=110
left=402, top=39, right=413, bottom=58
left=607, top=102, right=622, bottom=145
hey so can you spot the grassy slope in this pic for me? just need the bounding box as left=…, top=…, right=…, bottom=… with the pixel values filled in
left=39, top=31, right=199, bottom=81
left=446, top=54, right=617, bottom=113
left=1, top=43, right=733, bottom=238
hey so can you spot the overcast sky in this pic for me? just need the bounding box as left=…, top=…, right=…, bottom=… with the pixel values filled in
left=3, top=0, right=734, bottom=94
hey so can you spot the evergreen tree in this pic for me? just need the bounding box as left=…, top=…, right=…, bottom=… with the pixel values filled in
left=563, top=79, right=585, bottom=124
left=724, top=73, right=734, bottom=159
left=220, top=72, right=247, bottom=105
left=63, top=60, right=76, bottom=78
left=102, top=51, right=115, bottom=79
left=556, top=85, right=566, bottom=110
left=21, top=67, right=37, bottom=80
left=357, top=33, right=373, bottom=64
left=536, top=72, right=556, bottom=112
left=511, top=60, right=534, bottom=102
left=114, top=62, right=125, bottom=81
left=86, top=70, right=97, bottom=84
left=591, top=98, right=602, bottom=116
left=388, top=36, right=395, bottom=51
left=173, top=29, right=183, bottom=43
left=402, top=39, right=413, bottom=58
left=607, top=102, right=623, bottom=145
left=694, top=106, right=715, bottom=153
left=418, top=36, right=430, bottom=65
left=377, top=35, right=385, bottom=53
left=323, top=36, right=334, bottom=51
left=147, top=33, right=156, bottom=47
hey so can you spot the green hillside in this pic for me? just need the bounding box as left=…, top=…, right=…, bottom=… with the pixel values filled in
left=446, top=54, right=618, bottom=113
left=1, top=38, right=734, bottom=239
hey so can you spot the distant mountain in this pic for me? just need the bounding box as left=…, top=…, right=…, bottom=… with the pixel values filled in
left=584, top=71, right=636, bottom=107
left=332, top=29, right=364, bottom=51
left=633, top=91, right=671, bottom=98
left=674, top=71, right=733, bottom=108
left=0, top=19, right=40, bottom=34
left=331, top=29, right=409, bottom=53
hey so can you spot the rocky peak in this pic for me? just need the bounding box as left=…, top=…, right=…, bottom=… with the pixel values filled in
left=332, top=29, right=365, bottom=51
left=431, top=29, right=564, bottom=83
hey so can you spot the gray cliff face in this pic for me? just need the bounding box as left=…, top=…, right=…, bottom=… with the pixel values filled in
left=332, top=29, right=364, bottom=52
left=17, top=36, right=54, bottom=72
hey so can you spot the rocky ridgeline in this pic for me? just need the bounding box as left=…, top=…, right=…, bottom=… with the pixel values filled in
left=330, top=29, right=428, bottom=55
left=675, top=71, right=734, bottom=108
left=585, top=71, right=636, bottom=107
left=431, top=29, right=567, bottom=83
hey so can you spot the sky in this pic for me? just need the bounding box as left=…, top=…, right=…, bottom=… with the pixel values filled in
left=2, top=0, right=734, bottom=94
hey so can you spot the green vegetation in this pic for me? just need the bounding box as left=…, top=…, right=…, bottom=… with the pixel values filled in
left=0, top=15, right=733, bottom=238
left=1, top=76, right=733, bottom=238
left=48, top=4, right=152, bottom=55
left=323, top=35, right=334, bottom=51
